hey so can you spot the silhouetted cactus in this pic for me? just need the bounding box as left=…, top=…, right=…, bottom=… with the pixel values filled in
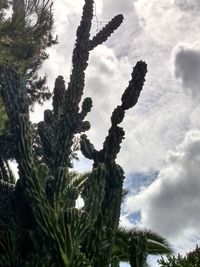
left=0, top=1, right=171, bottom=267
left=121, top=61, right=147, bottom=110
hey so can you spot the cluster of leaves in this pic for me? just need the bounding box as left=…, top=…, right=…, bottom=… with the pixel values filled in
left=0, top=1, right=173, bottom=267
left=158, top=245, right=200, bottom=267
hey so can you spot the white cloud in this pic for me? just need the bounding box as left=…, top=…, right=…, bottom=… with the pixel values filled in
left=125, top=130, right=200, bottom=252
left=118, top=93, right=191, bottom=173
left=134, top=0, right=200, bottom=46
left=101, top=0, right=134, bottom=17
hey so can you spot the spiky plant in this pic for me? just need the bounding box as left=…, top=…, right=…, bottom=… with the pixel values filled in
left=112, top=227, right=173, bottom=267
left=0, top=1, right=172, bottom=267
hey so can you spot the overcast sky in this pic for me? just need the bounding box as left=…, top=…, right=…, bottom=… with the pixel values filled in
left=31, top=0, right=200, bottom=266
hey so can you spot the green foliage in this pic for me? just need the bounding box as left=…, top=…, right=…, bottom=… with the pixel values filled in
left=158, top=245, right=200, bottom=267
left=0, top=0, right=57, bottom=106
left=0, top=0, right=57, bottom=172
left=0, top=0, right=55, bottom=71
left=112, top=227, right=173, bottom=267
left=0, top=1, right=172, bottom=267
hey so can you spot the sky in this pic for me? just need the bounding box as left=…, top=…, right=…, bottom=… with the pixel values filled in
left=30, top=0, right=200, bottom=266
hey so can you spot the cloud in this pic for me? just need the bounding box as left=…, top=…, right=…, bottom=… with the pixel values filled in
left=125, top=130, right=200, bottom=251
left=171, top=43, right=200, bottom=97
left=134, top=0, right=200, bottom=46
left=175, top=0, right=200, bottom=12
left=117, top=88, right=193, bottom=173
left=101, top=0, right=134, bottom=17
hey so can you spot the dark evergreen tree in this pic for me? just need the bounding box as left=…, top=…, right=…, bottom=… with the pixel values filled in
left=0, top=0, right=57, bottom=177
left=0, top=1, right=172, bottom=266
left=0, top=0, right=57, bottom=105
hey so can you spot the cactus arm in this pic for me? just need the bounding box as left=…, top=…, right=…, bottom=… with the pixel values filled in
left=52, top=76, right=66, bottom=118
left=79, top=97, right=93, bottom=120
left=89, top=14, right=124, bottom=51
left=64, top=0, right=94, bottom=113
left=121, top=61, right=147, bottom=110
left=80, top=134, right=97, bottom=160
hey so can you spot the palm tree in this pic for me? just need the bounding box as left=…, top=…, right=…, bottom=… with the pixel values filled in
left=111, top=227, right=173, bottom=267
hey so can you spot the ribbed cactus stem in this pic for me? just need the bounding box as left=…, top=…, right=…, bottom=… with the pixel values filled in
left=79, top=97, right=93, bottom=120
left=111, top=105, right=125, bottom=126
left=121, top=61, right=147, bottom=110
left=102, top=126, right=125, bottom=163
left=65, top=0, right=94, bottom=113
left=80, top=134, right=97, bottom=160
left=84, top=164, right=106, bottom=221
left=89, top=14, right=124, bottom=50
left=52, top=76, right=66, bottom=118
left=0, top=158, right=9, bottom=181
left=75, top=120, right=90, bottom=133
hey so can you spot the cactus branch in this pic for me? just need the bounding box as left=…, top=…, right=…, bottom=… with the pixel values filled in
left=121, top=61, right=147, bottom=110
left=89, top=14, right=124, bottom=51
left=64, top=0, right=94, bottom=113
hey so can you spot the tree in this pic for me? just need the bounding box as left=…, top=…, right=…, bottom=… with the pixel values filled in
left=158, top=245, right=200, bottom=267
left=0, top=0, right=57, bottom=105
left=0, top=0, right=57, bottom=180
left=111, top=227, right=173, bottom=267
left=0, top=1, right=172, bottom=266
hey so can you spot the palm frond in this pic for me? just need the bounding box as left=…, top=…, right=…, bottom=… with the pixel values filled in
left=114, top=226, right=173, bottom=264
left=69, top=171, right=89, bottom=192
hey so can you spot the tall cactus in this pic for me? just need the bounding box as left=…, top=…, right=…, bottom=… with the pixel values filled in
left=80, top=61, right=147, bottom=267
left=0, top=1, right=166, bottom=267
